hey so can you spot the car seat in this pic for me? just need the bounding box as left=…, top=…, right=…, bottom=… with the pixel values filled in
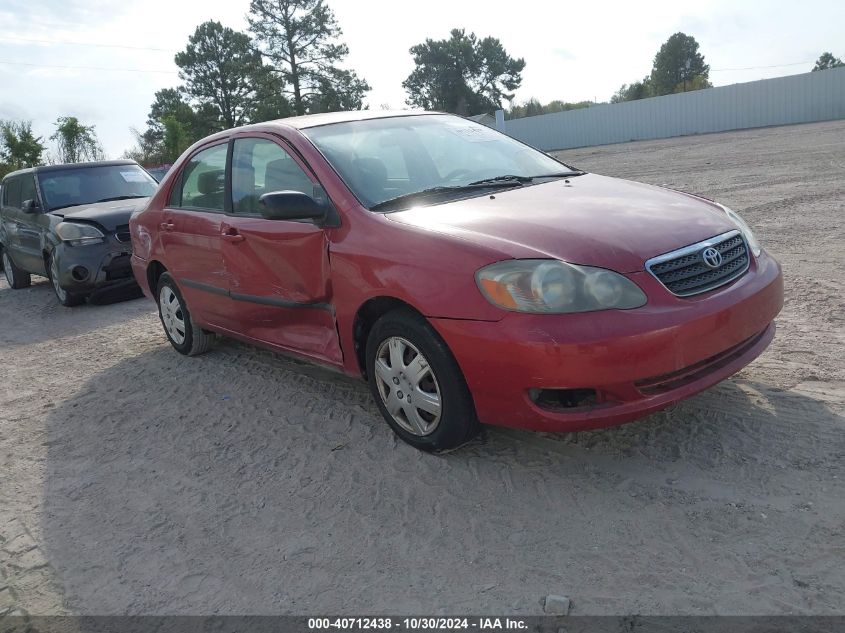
left=193, top=170, right=225, bottom=209
left=350, top=157, right=388, bottom=206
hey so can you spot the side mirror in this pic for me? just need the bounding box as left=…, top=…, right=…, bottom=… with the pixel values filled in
left=22, top=199, right=40, bottom=213
left=259, top=190, right=325, bottom=222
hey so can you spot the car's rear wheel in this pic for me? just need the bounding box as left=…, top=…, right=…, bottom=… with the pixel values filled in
left=366, top=308, right=479, bottom=452
left=47, top=253, right=84, bottom=307
left=156, top=272, right=213, bottom=356
left=2, top=249, right=31, bottom=290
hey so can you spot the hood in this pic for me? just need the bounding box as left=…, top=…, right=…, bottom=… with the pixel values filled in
left=386, top=174, right=736, bottom=273
left=49, top=198, right=149, bottom=232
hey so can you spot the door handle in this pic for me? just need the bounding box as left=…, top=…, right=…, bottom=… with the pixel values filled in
left=160, top=221, right=175, bottom=231
left=221, top=229, right=245, bottom=243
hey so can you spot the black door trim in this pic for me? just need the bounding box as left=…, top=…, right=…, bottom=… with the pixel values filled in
left=180, top=278, right=332, bottom=311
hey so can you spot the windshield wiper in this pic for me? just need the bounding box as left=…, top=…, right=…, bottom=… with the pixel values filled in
left=468, top=171, right=586, bottom=186
left=467, top=174, right=534, bottom=185
left=95, top=195, right=148, bottom=203
left=370, top=182, right=525, bottom=212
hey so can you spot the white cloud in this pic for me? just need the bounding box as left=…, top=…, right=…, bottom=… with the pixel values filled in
left=0, top=0, right=841, bottom=158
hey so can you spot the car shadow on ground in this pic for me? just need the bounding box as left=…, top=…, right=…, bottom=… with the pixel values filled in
left=0, top=278, right=150, bottom=347
left=39, top=342, right=845, bottom=614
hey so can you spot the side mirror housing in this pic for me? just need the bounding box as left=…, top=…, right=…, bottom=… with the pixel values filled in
left=259, top=190, right=325, bottom=222
left=22, top=199, right=40, bottom=213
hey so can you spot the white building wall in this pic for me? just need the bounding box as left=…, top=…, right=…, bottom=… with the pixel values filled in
left=504, top=67, right=845, bottom=150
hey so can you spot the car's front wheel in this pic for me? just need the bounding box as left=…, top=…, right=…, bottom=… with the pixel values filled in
left=47, top=253, right=84, bottom=307
left=2, top=248, right=32, bottom=290
left=366, top=308, right=479, bottom=451
left=156, top=272, right=214, bottom=356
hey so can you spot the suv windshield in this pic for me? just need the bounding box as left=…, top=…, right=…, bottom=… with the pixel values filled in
left=303, top=114, right=577, bottom=210
left=37, top=164, right=158, bottom=211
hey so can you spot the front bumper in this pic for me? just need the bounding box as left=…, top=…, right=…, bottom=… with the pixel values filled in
left=53, top=237, right=136, bottom=295
left=431, top=251, right=783, bottom=432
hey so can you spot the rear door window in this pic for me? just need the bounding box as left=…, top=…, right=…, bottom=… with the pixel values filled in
left=3, top=178, right=22, bottom=209
left=178, top=144, right=228, bottom=211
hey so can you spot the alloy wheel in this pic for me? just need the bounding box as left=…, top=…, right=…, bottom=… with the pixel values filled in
left=374, top=336, right=442, bottom=436
left=159, top=285, right=186, bottom=345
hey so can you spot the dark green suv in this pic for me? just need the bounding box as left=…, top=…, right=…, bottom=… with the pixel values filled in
left=0, top=160, right=157, bottom=306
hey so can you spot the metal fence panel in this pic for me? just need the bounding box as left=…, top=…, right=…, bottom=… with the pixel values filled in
left=503, top=67, right=845, bottom=150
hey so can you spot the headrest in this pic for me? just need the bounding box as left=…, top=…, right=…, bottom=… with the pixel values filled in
left=265, top=158, right=301, bottom=179
left=197, top=170, right=224, bottom=195
left=265, top=158, right=312, bottom=194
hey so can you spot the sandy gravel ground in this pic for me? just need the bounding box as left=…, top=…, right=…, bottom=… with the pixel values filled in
left=1, top=120, right=843, bottom=617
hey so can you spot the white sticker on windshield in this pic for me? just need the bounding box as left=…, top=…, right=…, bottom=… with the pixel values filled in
left=446, top=124, right=499, bottom=142
left=120, top=171, right=147, bottom=182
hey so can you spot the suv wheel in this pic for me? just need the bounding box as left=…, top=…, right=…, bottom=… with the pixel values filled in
left=156, top=272, right=214, bottom=356
left=2, top=248, right=32, bottom=290
left=366, top=308, right=479, bottom=452
left=47, top=253, right=84, bottom=307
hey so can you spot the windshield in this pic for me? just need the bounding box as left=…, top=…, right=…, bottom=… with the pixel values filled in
left=302, top=114, right=575, bottom=209
left=37, top=164, right=158, bottom=211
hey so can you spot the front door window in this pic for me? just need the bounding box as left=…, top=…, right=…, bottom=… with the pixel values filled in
left=231, top=138, right=314, bottom=215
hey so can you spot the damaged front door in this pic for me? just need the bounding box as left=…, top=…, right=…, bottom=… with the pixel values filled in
left=220, top=135, right=342, bottom=365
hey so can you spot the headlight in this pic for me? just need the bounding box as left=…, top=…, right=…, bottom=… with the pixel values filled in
left=718, top=204, right=761, bottom=257
left=476, top=259, right=646, bottom=314
left=55, top=222, right=105, bottom=246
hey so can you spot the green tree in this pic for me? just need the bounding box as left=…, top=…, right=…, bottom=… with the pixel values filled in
left=175, top=21, right=270, bottom=129
left=148, top=88, right=206, bottom=135
left=611, top=77, right=653, bottom=103
left=650, top=32, right=710, bottom=96
left=308, top=68, right=370, bottom=113
left=812, top=52, right=844, bottom=71
left=509, top=97, right=545, bottom=118
left=247, top=0, right=370, bottom=115
left=161, top=116, right=193, bottom=162
left=507, top=98, right=593, bottom=120
left=122, top=127, right=163, bottom=165
left=126, top=88, right=223, bottom=165
left=50, top=117, right=103, bottom=164
left=673, top=74, right=712, bottom=93
left=0, top=120, right=46, bottom=170
left=152, top=89, right=223, bottom=139
left=250, top=68, right=296, bottom=122
left=403, top=29, right=525, bottom=115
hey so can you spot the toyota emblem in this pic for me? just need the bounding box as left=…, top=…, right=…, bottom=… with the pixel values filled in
left=701, top=247, right=723, bottom=268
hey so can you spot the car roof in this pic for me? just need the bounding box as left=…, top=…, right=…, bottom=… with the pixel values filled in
left=190, top=110, right=450, bottom=147
left=1, top=160, right=140, bottom=181
left=270, top=109, right=443, bottom=130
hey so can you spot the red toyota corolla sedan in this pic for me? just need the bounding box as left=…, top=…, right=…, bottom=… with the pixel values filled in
left=129, top=111, right=783, bottom=451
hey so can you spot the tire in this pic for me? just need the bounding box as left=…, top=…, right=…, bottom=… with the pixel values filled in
left=366, top=308, right=479, bottom=452
left=47, top=252, right=84, bottom=307
left=156, top=272, right=214, bottom=356
left=2, top=248, right=32, bottom=290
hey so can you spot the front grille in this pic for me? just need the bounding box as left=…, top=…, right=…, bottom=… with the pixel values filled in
left=115, top=225, right=131, bottom=243
left=646, top=230, right=749, bottom=297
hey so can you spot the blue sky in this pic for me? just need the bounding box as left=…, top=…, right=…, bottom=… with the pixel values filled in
left=0, top=0, right=842, bottom=158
